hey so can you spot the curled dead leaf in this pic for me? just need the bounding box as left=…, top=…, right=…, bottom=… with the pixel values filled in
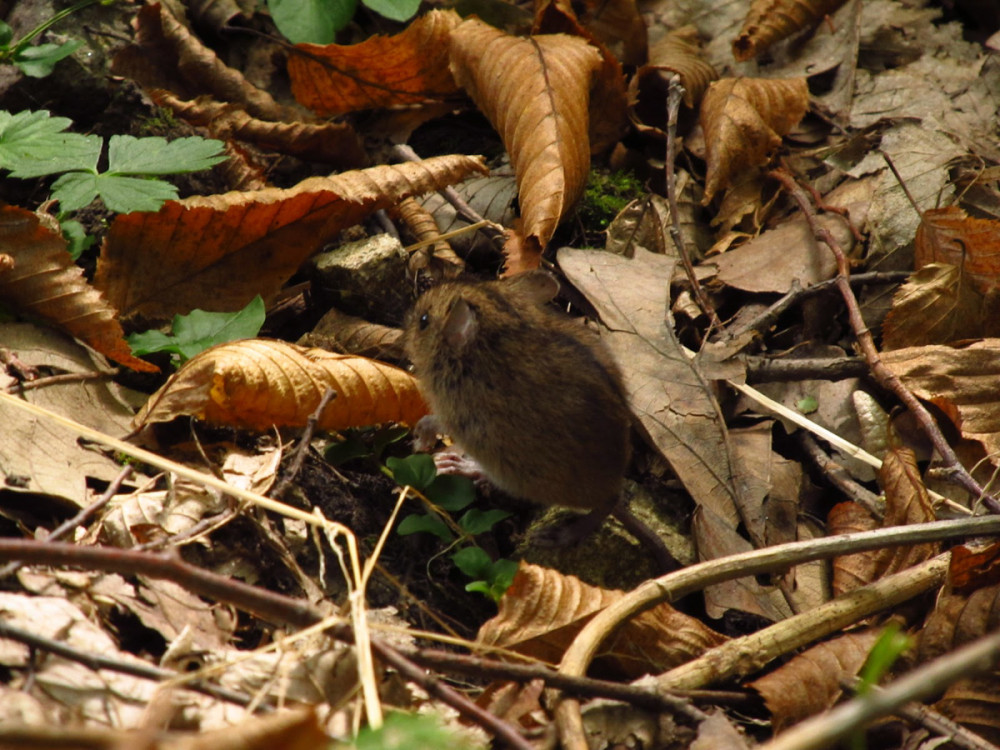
left=700, top=77, right=809, bottom=202
left=134, top=339, right=427, bottom=430
left=288, top=10, right=462, bottom=117
left=449, top=20, right=602, bottom=270
left=0, top=205, right=157, bottom=373
left=477, top=562, right=726, bottom=677
left=733, top=0, right=848, bottom=62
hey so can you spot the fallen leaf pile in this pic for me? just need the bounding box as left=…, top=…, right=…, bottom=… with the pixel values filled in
left=3, top=0, right=1000, bottom=747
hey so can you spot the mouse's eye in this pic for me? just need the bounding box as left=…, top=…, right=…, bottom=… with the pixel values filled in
left=418, top=312, right=430, bottom=330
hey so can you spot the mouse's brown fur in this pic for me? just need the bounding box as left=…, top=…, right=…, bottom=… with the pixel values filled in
left=405, top=271, right=675, bottom=569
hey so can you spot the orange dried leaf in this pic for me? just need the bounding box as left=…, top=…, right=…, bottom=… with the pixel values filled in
left=303, top=308, right=406, bottom=361
left=0, top=206, right=157, bottom=373
left=94, top=155, right=487, bottom=323
left=733, top=0, right=848, bottom=62
left=477, top=562, right=727, bottom=677
left=449, top=20, right=602, bottom=262
left=700, top=77, right=809, bottom=202
left=288, top=10, right=462, bottom=117
left=134, top=339, right=428, bottom=430
left=915, top=206, right=1000, bottom=294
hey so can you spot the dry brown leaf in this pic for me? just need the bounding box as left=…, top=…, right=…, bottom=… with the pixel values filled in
left=134, top=339, right=427, bottom=430
left=750, top=628, right=881, bottom=732
left=477, top=562, right=727, bottom=678
left=915, top=206, right=1000, bottom=294
left=829, top=448, right=939, bottom=597
left=94, top=155, right=487, bottom=323
left=733, top=0, right=848, bottom=62
left=533, top=0, right=646, bottom=65
left=300, top=308, right=406, bottom=362
left=918, top=584, right=1000, bottom=664
left=933, top=675, right=1000, bottom=745
left=393, top=196, right=464, bottom=279
left=531, top=0, right=631, bottom=154
left=449, top=19, right=602, bottom=271
left=882, top=263, right=1000, bottom=349
left=153, top=91, right=367, bottom=169
left=882, top=340, right=1000, bottom=464
left=700, top=77, right=809, bottom=203
left=0, top=206, right=157, bottom=373
left=950, top=541, right=1000, bottom=595
left=111, top=3, right=301, bottom=123
left=287, top=10, right=462, bottom=117
left=629, top=27, right=717, bottom=133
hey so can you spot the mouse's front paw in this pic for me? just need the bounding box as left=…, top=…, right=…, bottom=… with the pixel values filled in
left=433, top=450, right=489, bottom=486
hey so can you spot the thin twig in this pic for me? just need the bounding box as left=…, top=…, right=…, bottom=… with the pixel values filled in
left=769, top=168, right=1000, bottom=513
left=664, top=75, right=722, bottom=330
left=273, top=387, right=336, bottom=499
left=0, top=464, right=134, bottom=580
left=799, top=433, right=885, bottom=516
left=0, top=619, right=267, bottom=711
left=6, top=370, right=111, bottom=393
left=745, top=355, right=870, bottom=383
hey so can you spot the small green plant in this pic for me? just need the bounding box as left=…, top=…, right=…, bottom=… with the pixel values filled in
left=847, top=622, right=914, bottom=750
left=0, top=0, right=109, bottom=79
left=267, top=0, right=420, bottom=44
left=351, top=711, right=478, bottom=750
left=0, top=109, right=226, bottom=257
left=325, top=425, right=410, bottom=466
left=127, top=295, right=266, bottom=365
left=579, top=169, right=645, bottom=231
left=387, top=453, right=516, bottom=602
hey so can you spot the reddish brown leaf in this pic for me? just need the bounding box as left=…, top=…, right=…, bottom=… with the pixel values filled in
left=0, top=206, right=157, bottom=373
left=300, top=308, right=406, bottom=362
left=733, top=0, right=848, bottom=62
left=829, top=448, right=939, bottom=597
left=392, top=196, right=464, bottom=279
left=882, top=340, right=1000, bottom=466
left=750, top=629, right=881, bottom=732
left=134, top=339, right=427, bottom=430
left=477, top=562, right=727, bottom=678
left=449, top=20, right=602, bottom=269
left=94, top=155, right=487, bottom=323
left=915, top=206, right=1000, bottom=294
left=700, top=77, right=809, bottom=202
left=950, top=542, right=1000, bottom=595
left=287, top=10, right=462, bottom=117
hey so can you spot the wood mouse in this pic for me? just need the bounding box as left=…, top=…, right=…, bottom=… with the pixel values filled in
left=404, top=270, right=675, bottom=571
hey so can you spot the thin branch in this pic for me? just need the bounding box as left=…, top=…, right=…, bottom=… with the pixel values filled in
left=768, top=167, right=1000, bottom=514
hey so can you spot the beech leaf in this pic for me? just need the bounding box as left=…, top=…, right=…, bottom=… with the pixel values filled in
left=134, top=339, right=428, bottom=430
left=449, top=19, right=602, bottom=270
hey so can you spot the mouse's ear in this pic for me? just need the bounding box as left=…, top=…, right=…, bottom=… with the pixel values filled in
left=502, top=270, right=560, bottom=305
left=443, top=298, right=478, bottom=350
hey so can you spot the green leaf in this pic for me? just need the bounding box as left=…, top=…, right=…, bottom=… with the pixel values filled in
left=371, top=425, right=410, bottom=459
left=14, top=40, right=83, bottom=78
left=797, top=396, right=818, bottom=414
left=362, top=0, right=419, bottom=22
left=324, top=433, right=372, bottom=466
left=128, top=296, right=266, bottom=362
left=106, top=134, right=227, bottom=175
left=488, top=558, right=518, bottom=597
left=0, top=21, right=14, bottom=47
left=451, top=545, right=492, bottom=579
left=60, top=219, right=93, bottom=260
left=0, top=109, right=100, bottom=177
left=353, top=712, right=478, bottom=750
left=857, top=623, right=913, bottom=696
left=396, top=512, right=452, bottom=542
left=387, top=454, right=437, bottom=490
left=49, top=171, right=100, bottom=211
left=95, top=174, right=179, bottom=213
left=425, top=474, right=476, bottom=511
left=267, top=0, right=355, bottom=43
left=458, top=508, right=511, bottom=535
